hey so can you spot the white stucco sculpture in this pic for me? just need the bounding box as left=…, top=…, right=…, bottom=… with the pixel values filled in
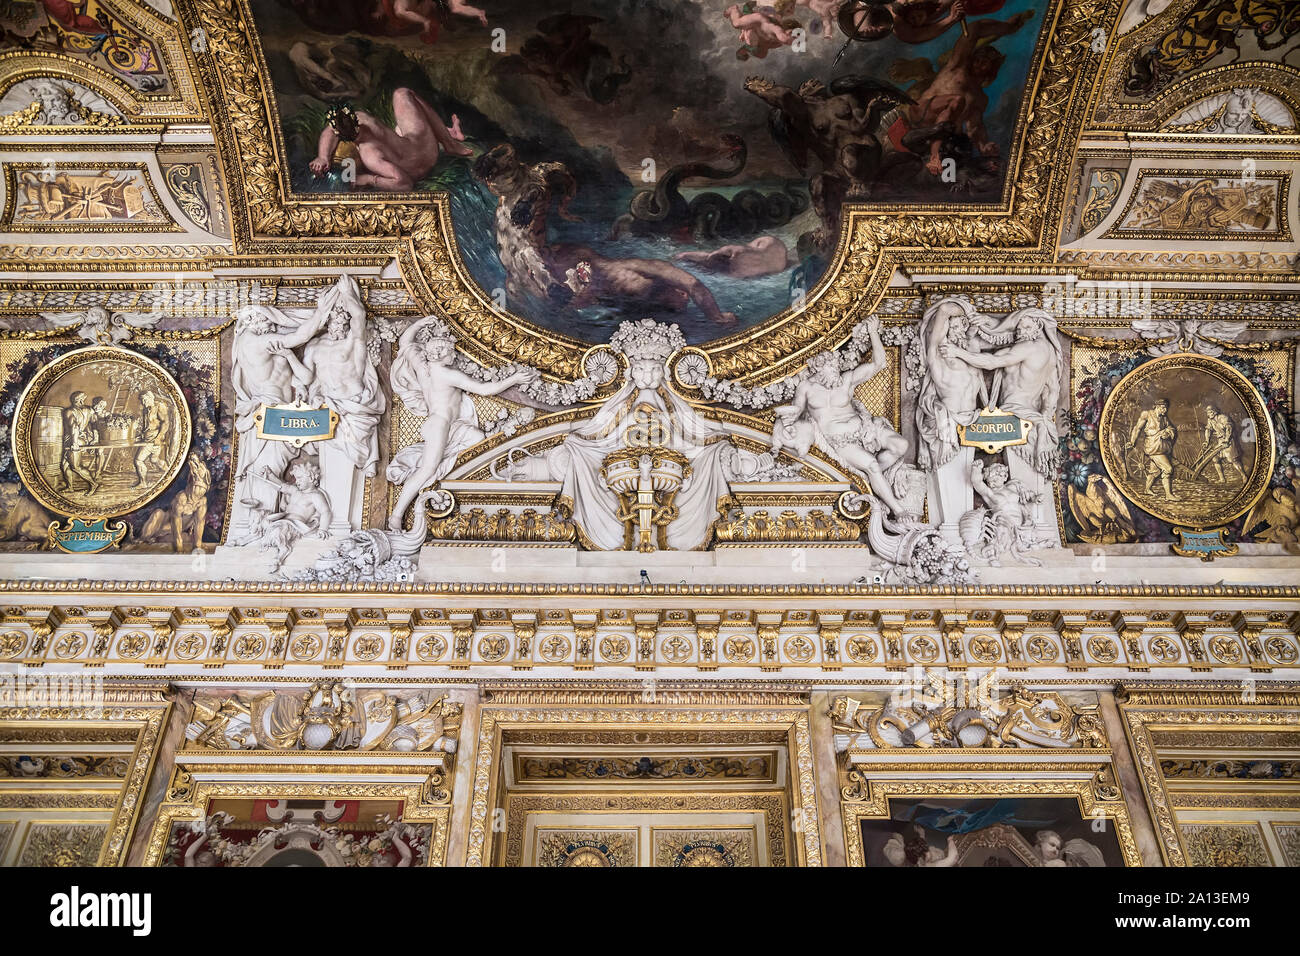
left=548, top=319, right=735, bottom=551
left=386, top=315, right=538, bottom=530
left=229, top=301, right=325, bottom=529
left=771, top=315, right=918, bottom=519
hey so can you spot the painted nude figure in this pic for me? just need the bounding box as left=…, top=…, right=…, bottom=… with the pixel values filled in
left=904, top=11, right=1034, bottom=175
left=471, top=144, right=739, bottom=325
left=390, top=0, right=488, bottom=41
left=771, top=316, right=913, bottom=517
left=673, top=235, right=791, bottom=278
left=725, top=2, right=797, bottom=59
left=310, top=92, right=472, bottom=191
left=386, top=318, right=539, bottom=531
left=1129, top=398, right=1178, bottom=501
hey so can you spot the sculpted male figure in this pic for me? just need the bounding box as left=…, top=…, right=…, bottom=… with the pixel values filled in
left=299, top=276, right=386, bottom=478
left=133, top=390, right=171, bottom=487
left=231, top=302, right=325, bottom=513
left=937, top=307, right=1061, bottom=476
left=57, top=390, right=100, bottom=495
left=772, top=316, right=913, bottom=517
left=916, top=295, right=997, bottom=469
left=1129, top=398, right=1178, bottom=500
left=386, top=317, right=538, bottom=530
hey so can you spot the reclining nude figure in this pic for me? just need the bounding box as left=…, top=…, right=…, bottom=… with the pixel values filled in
left=386, top=317, right=539, bottom=530
left=771, top=316, right=914, bottom=518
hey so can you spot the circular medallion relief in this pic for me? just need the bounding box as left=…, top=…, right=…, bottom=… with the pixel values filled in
left=11, top=347, right=191, bottom=518
left=1098, top=353, right=1274, bottom=529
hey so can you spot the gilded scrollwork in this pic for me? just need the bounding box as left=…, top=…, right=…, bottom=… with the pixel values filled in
left=182, top=0, right=1113, bottom=385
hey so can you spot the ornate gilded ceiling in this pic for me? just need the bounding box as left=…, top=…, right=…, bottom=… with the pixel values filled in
left=0, top=0, right=1297, bottom=595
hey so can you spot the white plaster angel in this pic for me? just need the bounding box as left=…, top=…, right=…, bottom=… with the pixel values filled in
left=385, top=316, right=538, bottom=530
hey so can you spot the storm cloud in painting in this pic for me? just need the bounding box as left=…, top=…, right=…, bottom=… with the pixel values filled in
left=252, top=0, right=1048, bottom=343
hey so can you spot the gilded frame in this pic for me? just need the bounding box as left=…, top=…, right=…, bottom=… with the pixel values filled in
left=500, top=791, right=789, bottom=867
left=839, top=757, right=1143, bottom=867
left=180, top=0, right=1120, bottom=385
left=1097, top=352, right=1276, bottom=530
left=465, top=703, right=823, bottom=867
left=0, top=684, right=170, bottom=867
left=1101, top=168, right=1292, bottom=242
left=1, top=161, right=181, bottom=233
left=10, top=344, right=193, bottom=519
left=1118, top=684, right=1300, bottom=867
left=142, top=777, right=451, bottom=867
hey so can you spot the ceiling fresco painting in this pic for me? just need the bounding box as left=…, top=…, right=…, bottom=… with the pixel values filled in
left=249, top=0, right=1050, bottom=344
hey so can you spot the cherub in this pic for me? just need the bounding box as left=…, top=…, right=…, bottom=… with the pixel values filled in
left=234, top=461, right=333, bottom=573
left=257, top=462, right=333, bottom=539
left=726, top=2, right=800, bottom=59
left=959, top=459, right=1046, bottom=565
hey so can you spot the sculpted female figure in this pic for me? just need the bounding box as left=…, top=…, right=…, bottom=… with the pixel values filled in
left=386, top=317, right=538, bottom=530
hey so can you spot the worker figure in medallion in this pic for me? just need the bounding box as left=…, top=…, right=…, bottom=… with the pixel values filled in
left=1128, top=397, right=1178, bottom=501
left=1194, top=401, right=1246, bottom=485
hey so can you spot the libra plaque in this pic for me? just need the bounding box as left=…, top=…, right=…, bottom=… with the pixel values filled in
left=1097, top=352, right=1274, bottom=529
left=11, top=346, right=191, bottom=519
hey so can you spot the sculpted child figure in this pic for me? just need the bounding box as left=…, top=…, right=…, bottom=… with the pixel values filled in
left=387, top=317, right=539, bottom=530
left=234, top=461, right=333, bottom=573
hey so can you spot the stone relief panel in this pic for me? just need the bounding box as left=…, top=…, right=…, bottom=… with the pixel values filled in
left=1273, top=824, right=1300, bottom=866
left=17, top=822, right=107, bottom=867
left=653, top=829, right=756, bottom=868
left=1105, top=171, right=1287, bottom=240
left=534, top=830, right=638, bottom=868
left=0, top=334, right=231, bottom=553
left=4, top=163, right=174, bottom=229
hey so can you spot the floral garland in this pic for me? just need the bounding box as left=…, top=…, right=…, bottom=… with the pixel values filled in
left=451, top=347, right=617, bottom=409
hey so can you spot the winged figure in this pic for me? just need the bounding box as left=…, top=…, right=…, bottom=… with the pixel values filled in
left=1068, top=474, right=1136, bottom=544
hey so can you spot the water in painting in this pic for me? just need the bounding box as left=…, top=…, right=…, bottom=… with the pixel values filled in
left=251, top=0, right=1049, bottom=343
